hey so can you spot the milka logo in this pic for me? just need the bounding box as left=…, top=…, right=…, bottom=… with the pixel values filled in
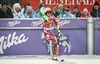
left=0, top=32, right=29, bottom=54
left=59, top=35, right=67, bottom=41
left=7, top=20, right=21, bottom=27
left=42, top=32, right=72, bottom=53
left=31, top=21, right=42, bottom=27
left=60, top=20, right=70, bottom=26
left=59, top=35, right=71, bottom=53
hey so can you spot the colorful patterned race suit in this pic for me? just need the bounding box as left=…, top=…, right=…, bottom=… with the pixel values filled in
left=42, top=15, right=60, bottom=56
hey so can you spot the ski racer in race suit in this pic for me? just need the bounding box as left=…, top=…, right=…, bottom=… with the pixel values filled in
left=42, top=7, right=60, bottom=58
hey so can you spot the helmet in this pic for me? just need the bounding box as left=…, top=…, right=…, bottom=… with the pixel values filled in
left=44, top=7, right=51, bottom=14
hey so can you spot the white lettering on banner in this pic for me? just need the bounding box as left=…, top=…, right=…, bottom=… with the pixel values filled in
left=0, top=32, right=29, bottom=54
left=7, top=20, right=21, bottom=27
left=31, top=21, right=42, bottom=27
left=59, top=33, right=71, bottom=53
left=60, top=20, right=70, bottom=26
left=59, top=35, right=67, bottom=41
left=40, top=0, right=43, bottom=2
left=42, top=0, right=95, bottom=5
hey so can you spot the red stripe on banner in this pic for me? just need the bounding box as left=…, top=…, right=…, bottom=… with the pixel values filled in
left=20, top=0, right=100, bottom=11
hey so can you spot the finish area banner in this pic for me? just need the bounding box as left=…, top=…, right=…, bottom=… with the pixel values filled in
left=21, top=0, right=100, bottom=11
left=0, top=19, right=87, bottom=55
left=95, top=19, right=100, bottom=55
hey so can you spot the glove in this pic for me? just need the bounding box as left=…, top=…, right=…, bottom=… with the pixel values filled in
left=57, top=30, right=60, bottom=33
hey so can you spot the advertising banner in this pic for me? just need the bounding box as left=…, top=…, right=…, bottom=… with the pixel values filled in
left=0, top=19, right=86, bottom=27
left=21, top=0, right=100, bottom=11
left=95, top=19, right=100, bottom=55
left=0, top=19, right=87, bottom=55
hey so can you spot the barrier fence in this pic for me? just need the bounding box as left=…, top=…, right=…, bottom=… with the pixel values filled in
left=0, top=18, right=99, bottom=56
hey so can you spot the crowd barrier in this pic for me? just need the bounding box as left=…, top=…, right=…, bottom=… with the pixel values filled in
left=0, top=18, right=99, bottom=56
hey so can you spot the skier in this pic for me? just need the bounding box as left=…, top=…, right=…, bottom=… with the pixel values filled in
left=41, top=7, right=61, bottom=61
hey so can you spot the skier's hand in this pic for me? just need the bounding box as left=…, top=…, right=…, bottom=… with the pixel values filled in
left=56, top=27, right=60, bottom=33
left=57, top=30, right=60, bottom=33
left=57, top=28, right=61, bottom=37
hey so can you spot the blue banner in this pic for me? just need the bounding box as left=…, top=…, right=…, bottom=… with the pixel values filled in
left=0, top=19, right=87, bottom=55
left=95, top=19, right=100, bottom=55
